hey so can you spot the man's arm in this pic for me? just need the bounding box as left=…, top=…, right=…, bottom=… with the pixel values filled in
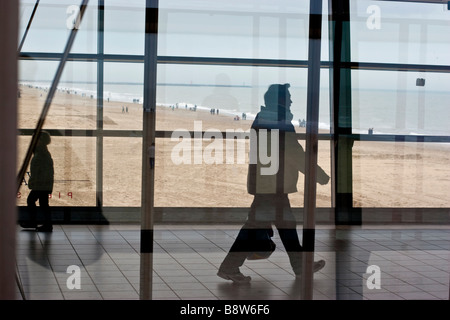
left=287, top=133, right=329, bottom=185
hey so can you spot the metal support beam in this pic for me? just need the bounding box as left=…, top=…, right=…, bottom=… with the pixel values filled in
left=329, top=0, right=365, bottom=302
left=301, top=0, right=323, bottom=300
left=140, top=0, right=158, bottom=300
left=328, top=0, right=359, bottom=225
left=96, top=0, right=104, bottom=209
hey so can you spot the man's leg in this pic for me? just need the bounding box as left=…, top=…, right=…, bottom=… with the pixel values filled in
left=277, top=224, right=304, bottom=274
left=275, top=195, right=304, bottom=274
left=26, top=190, right=39, bottom=228
left=36, top=191, right=52, bottom=232
left=275, top=198, right=325, bottom=276
left=217, top=224, right=253, bottom=282
left=218, top=195, right=271, bottom=283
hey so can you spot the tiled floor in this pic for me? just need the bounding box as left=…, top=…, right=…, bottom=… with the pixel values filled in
left=15, top=224, right=449, bottom=300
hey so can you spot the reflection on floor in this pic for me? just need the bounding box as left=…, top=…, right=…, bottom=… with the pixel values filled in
left=15, top=224, right=449, bottom=300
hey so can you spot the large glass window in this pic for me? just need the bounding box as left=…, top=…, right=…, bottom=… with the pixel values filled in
left=349, top=1, right=450, bottom=215
left=14, top=0, right=450, bottom=302
left=16, top=0, right=449, bottom=219
left=103, top=137, right=142, bottom=207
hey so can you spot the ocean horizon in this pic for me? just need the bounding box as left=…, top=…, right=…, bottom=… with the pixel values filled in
left=19, top=80, right=450, bottom=136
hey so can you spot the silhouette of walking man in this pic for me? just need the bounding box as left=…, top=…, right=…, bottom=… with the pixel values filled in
left=218, top=84, right=329, bottom=283
left=27, top=130, right=54, bottom=232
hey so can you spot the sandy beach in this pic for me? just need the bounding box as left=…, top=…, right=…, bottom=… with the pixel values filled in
left=16, top=85, right=450, bottom=210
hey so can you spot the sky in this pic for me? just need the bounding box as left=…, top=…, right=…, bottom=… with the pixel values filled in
left=17, top=0, right=450, bottom=92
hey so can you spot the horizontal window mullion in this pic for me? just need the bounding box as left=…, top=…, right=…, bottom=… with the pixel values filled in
left=19, top=129, right=450, bottom=143
left=345, top=61, right=450, bottom=74
left=19, top=52, right=450, bottom=73
left=340, top=133, right=450, bottom=143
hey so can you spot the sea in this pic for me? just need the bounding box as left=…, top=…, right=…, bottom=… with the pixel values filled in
left=20, top=80, right=450, bottom=137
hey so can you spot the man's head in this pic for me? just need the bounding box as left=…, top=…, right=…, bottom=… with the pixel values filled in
left=37, top=130, right=51, bottom=146
left=264, top=83, right=292, bottom=110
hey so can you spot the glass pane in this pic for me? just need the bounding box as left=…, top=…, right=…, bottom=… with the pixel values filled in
left=159, top=0, right=310, bottom=60
left=350, top=0, right=450, bottom=65
left=18, top=60, right=98, bottom=130
left=19, top=0, right=98, bottom=54
left=353, top=141, right=450, bottom=208
left=103, top=62, right=144, bottom=130
left=154, top=137, right=253, bottom=208
left=351, top=70, right=450, bottom=136
left=155, top=65, right=331, bottom=208
left=17, top=136, right=97, bottom=207
left=156, top=64, right=310, bottom=132
left=18, top=60, right=58, bottom=129
left=103, top=137, right=142, bottom=207
left=104, top=0, right=145, bottom=55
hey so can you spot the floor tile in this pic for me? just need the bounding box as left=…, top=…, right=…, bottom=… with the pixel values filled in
left=14, top=224, right=449, bottom=301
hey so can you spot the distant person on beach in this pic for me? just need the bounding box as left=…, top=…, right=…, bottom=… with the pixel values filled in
left=27, top=131, right=54, bottom=232
left=217, top=83, right=330, bottom=284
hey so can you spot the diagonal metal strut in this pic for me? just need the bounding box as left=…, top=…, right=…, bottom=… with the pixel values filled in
left=16, top=0, right=90, bottom=193
left=17, top=0, right=40, bottom=54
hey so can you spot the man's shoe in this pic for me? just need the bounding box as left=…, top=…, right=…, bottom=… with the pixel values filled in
left=20, top=222, right=38, bottom=229
left=313, top=259, right=325, bottom=273
left=295, top=260, right=326, bottom=278
left=36, top=225, right=53, bottom=232
left=217, top=270, right=251, bottom=284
